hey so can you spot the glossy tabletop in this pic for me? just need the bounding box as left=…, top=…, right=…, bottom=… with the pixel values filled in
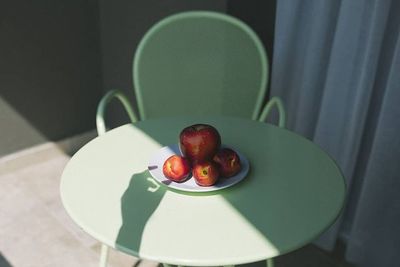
left=60, top=116, right=346, bottom=266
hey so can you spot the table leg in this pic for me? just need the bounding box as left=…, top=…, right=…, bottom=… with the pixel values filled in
left=266, top=258, right=274, bottom=267
left=99, top=244, right=110, bottom=267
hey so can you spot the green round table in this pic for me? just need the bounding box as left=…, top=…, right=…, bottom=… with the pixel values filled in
left=60, top=116, right=346, bottom=267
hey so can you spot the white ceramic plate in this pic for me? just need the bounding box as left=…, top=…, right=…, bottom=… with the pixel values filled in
left=148, top=144, right=249, bottom=193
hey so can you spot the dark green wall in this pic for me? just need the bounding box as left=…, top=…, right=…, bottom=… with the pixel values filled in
left=227, top=0, right=276, bottom=98
left=0, top=1, right=102, bottom=156
left=0, top=0, right=276, bottom=157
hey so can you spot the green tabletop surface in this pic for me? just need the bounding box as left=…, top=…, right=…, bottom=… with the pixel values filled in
left=60, top=116, right=346, bottom=266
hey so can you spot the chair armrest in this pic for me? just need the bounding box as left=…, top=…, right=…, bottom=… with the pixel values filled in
left=259, top=96, right=286, bottom=128
left=96, top=89, right=139, bottom=136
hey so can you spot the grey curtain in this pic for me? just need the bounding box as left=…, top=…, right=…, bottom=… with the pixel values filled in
left=270, top=0, right=400, bottom=266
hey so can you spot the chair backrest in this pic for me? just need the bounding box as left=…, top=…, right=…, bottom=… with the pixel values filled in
left=133, top=11, right=268, bottom=121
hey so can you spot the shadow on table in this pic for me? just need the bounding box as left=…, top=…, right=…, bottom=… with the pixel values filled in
left=115, top=121, right=345, bottom=261
left=113, top=122, right=297, bottom=256
left=0, top=252, right=13, bottom=267
left=115, top=169, right=167, bottom=256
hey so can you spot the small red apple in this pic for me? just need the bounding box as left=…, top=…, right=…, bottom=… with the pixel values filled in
left=162, top=155, right=191, bottom=183
left=179, top=124, right=221, bottom=164
left=192, top=161, right=219, bottom=186
left=213, top=148, right=241, bottom=178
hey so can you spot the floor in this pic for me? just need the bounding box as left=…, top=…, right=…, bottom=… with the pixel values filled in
left=0, top=148, right=355, bottom=267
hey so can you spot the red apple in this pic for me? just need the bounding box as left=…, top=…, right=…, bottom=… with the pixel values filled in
left=213, top=148, right=241, bottom=178
left=162, top=155, right=191, bottom=183
left=179, top=124, right=221, bottom=164
left=192, top=161, right=219, bottom=186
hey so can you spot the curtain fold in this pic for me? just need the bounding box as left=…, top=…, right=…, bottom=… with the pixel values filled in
left=345, top=20, right=400, bottom=266
left=271, top=0, right=400, bottom=266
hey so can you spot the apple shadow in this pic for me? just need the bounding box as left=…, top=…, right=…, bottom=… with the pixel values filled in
left=115, top=169, right=167, bottom=256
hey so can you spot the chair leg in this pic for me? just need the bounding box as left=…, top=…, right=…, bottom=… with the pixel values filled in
left=266, top=258, right=274, bottom=267
left=99, top=244, right=110, bottom=267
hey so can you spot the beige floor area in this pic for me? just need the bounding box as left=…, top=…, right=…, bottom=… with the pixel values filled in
left=0, top=145, right=353, bottom=267
left=0, top=149, right=159, bottom=267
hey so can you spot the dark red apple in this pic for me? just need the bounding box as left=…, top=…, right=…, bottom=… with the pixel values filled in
left=213, top=148, right=241, bottom=178
left=162, top=155, right=191, bottom=183
left=192, top=161, right=219, bottom=186
left=179, top=124, right=221, bottom=164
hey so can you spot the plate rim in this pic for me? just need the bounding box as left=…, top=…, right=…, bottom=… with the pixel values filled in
left=148, top=144, right=249, bottom=193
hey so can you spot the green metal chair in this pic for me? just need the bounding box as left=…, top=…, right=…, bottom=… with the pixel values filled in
left=96, top=10, right=284, bottom=267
